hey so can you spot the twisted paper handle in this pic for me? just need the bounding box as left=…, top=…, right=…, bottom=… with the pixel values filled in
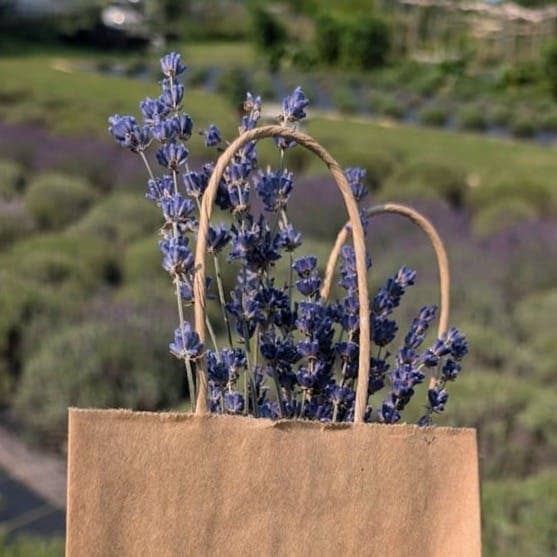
left=193, top=125, right=371, bottom=422
left=321, top=203, right=450, bottom=389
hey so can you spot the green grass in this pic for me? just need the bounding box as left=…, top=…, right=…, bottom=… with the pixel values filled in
left=0, top=56, right=235, bottom=137
left=305, top=117, right=557, bottom=190
left=0, top=49, right=555, bottom=187
left=173, top=41, right=256, bottom=67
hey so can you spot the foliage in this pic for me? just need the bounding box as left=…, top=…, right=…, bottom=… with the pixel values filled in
left=368, top=92, right=405, bottom=120
left=216, top=67, right=253, bottom=110
left=469, top=176, right=556, bottom=218
left=24, top=172, right=97, bottom=230
left=249, top=5, right=287, bottom=71
left=340, top=16, right=391, bottom=70
left=543, top=39, right=557, bottom=98
left=514, top=289, right=557, bottom=342
left=482, top=470, right=557, bottom=557
left=332, top=87, right=358, bottom=114
left=0, top=201, right=33, bottom=247
left=417, top=104, right=449, bottom=127
left=510, top=112, right=539, bottom=138
left=13, top=315, right=183, bottom=446
left=314, top=13, right=342, bottom=65
left=472, top=199, right=537, bottom=237
left=71, top=193, right=160, bottom=245
left=0, top=535, right=64, bottom=557
left=384, top=160, right=468, bottom=208
left=456, top=104, right=488, bottom=131
left=0, top=158, right=24, bottom=200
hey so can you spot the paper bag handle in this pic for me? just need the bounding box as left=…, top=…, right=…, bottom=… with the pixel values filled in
left=193, top=125, right=371, bottom=422
left=320, top=202, right=450, bottom=389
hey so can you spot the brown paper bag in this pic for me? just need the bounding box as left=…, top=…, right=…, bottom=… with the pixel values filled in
left=66, top=410, right=481, bottom=557
left=66, top=127, right=481, bottom=556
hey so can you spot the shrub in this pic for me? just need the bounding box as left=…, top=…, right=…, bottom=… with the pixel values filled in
left=5, top=232, right=118, bottom=290
left=376, top=181, right=444, bottom=205
left=510, top=113, right=538, bottom=138
left=384, top=159, right=468, bottom=208
left=489, top=104, right=512, bottom=127
left=542, top=38, right=557, bottom=98
left=472, top=199, right=537, bottom=237
left=332, top=87, right=359, bottom=114
left=417, top=103, right=449, bottom=127
left=492, top=221, right=557, bottom=301
left=250, top=5, right=287, bottom=53
left=24, top=173, right=97, bottom=230
left=13, top=316, right=183, bottom=446
left=469, top=177, right=556, bottom=217
left=368, top=92, right=405, bottom=119
left=249, top=5, right=287, bottom=71
left=123, top=236, right=164, bottom=284
left=514, top=289, right=557, bottom=342
left=539, top=109, right=557, bottom=132
left=0, top=271, right=84, bottom=404
left=345, top=149, right=397, bottom=191
left=71, top=193, right=160, bottom=245
left=187, top=66, right=211, bottom=88
left=482, top=470, right=557, bottom=557
left=0, top=201, right=33, bottom=247
left=456, top=104, right=488, bottom=131
left=459, top=321, right=529, bottom=375
left=0, top=158, right=25, bottom=200
left=0, top=535, right=64, bottom=557
left=438, top=372, right=549, bottom=478
left=340, top=16, right=391, bottom=70
left=407, top=69, right=444, bottom=97
left=216, top=67, right=253, bottom=110
left=314, top=13, right=342, bottom=65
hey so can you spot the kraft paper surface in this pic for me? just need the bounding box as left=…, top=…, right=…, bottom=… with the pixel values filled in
left=66, top=408, right=481, bottom=557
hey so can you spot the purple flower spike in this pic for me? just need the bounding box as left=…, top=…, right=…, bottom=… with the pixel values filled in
left=169, top=322, right=203, bottom=360
left=108, top=115, right=151, bottom=153
left=160, top=52, right=187, bottom=78
left=156, top=141, right=189, bottom=171
left=280, top=86, right=309, bottom=123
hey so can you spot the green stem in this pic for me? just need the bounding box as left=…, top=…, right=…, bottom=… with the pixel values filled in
left=205, top=314, right=219, bottom=353
left=213, top=255, right=234, bottom=347
left=185, top=357, right=196, bottom=413
left=139, top=151, right=155, bottom=181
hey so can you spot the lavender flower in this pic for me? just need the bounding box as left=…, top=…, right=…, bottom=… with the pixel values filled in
left=160, top=52, right=187, bottom=78
left=277, top=223, right=302, bottom=251
left=279, top=86, right=309, bottom=123
left=255, top=169, right=294, bottom=212
left=159, top=237, right=194, bottom=277
left=183, top=163, right=212, bottom=199
left=146, top=175, right=173, bottom=202
left=345, top=167, right=368, bottom=201
left=152, top=119, right=178, bottom=143
left=173, top=114, right=193, bottom=141
left=108, top=115, right=151, bottom=153
left=202, top=124, right=222, bottom=147
left=207, top=224, right=231, bottom=254
left=161, top=81, right=184, bottom=109
left=224, top=391, right=245, bottom=414
left=161, top=194, right=196, bottom=229
left=108, top=49, right=470, bottom=425
left=156, top=141, right=189, bottom=171
left=169, top=322, right=203, bottom=360
left=241, top=92, right=262, bottom=132
left=139, top=98, right=170, bottom=126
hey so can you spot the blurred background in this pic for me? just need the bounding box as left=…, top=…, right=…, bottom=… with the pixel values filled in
left=0, top=0, right=556, bottom=555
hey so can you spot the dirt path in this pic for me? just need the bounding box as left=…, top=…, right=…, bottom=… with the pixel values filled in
left=0, top=424, right=66, bottom=509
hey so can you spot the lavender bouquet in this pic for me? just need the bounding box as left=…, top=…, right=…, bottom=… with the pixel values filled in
left=108, top=52, right=468, bottom=425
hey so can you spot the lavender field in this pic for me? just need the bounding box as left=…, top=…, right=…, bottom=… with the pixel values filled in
left=1, top=1, right=557, bottom=555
